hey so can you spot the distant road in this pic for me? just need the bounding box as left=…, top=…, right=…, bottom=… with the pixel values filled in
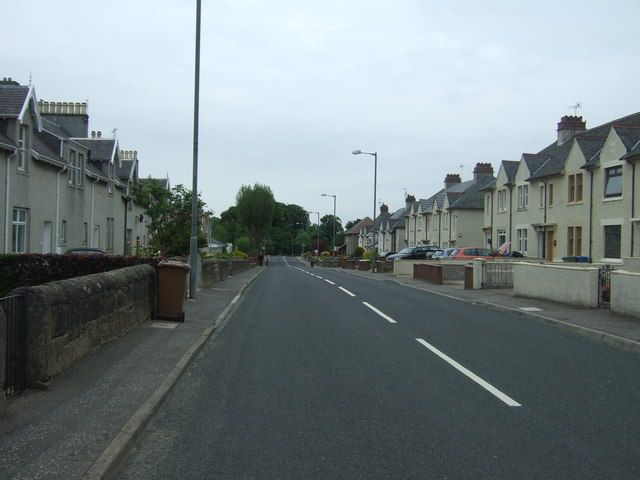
left=118, top=256, right=640, bottom=479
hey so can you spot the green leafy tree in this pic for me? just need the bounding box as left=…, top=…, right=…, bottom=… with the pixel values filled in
left=344, top=219, right=361, bottom=231
left=235, top=183, right=276, bottom=251
left=132, top=180, right=207, bottom=257
left=217, top=206, right=246, bottom=244
left=319, top=214, right=343, bottom=251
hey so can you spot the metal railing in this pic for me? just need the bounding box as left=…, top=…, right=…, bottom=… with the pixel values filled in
left=481, top=260, right=514, bottom=288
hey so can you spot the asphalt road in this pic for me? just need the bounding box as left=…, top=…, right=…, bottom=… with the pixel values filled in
left=117, top=256, right=640, bottom=479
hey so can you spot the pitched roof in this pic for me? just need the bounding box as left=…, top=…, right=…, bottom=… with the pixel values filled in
left=387, top=208, right=406, bottom=230
left=42, top=117, right=72, bottom=138
left=139, top=177, right=170, bottom=190
left=72, top=138, right=117, bottom=163
left=0, top=130, right=16, bottom=150
left=449, top=176, right=496, bottom=210
left=578, top=137, right=607, bottom=168
left=32, top=130, right=65, bottom=166
left=0, top=83, right=29, bottom=116
left=116, top=159, right=135, bottom=182
left=613, top=126, right=640, bottom=151
left=502, top=161, right=520, bottom=182
left=345, top=217, right=373, bottom=235
left=528, top=111, right=640, bottom=179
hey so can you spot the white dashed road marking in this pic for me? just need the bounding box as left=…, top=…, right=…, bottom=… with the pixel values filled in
left=362, top=302, right=397, bottom=324
left=338, top=287, right=356, bottom=297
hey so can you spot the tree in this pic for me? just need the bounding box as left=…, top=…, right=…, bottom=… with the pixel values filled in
left=235, top=183, right=276, bottom=251
left=344, top=219, right=361, bottom=231
left=319, top=214, right=343, bottom=251
left=132, top=180, right=207, bottom=257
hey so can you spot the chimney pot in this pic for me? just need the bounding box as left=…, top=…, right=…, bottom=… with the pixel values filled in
left=557, top=115, right=586, bottom=145
left=97, top=131, right=102, bottom=138
left=444, top=174, right=462, bottom=190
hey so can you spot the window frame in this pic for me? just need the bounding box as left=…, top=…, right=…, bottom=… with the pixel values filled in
left=604, top=166, right=623, bottom=199
left=12, top=207, right=28, bottom=253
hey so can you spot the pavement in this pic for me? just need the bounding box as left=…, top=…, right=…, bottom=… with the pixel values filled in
left=0, top=266, right=264, bottom=480
left=1, top=258, right=639, bottom=479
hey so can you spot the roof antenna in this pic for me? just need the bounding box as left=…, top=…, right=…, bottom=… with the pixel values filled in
left=28, top=72, right=33, bottom=87
left=570, top=102, right=582, bottom=116
left=112, top=128, right=118, bottom=139
left=459, top=164, right=464, bottom=178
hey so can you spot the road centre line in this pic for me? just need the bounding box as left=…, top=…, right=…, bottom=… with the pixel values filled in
left=338, top=286, right=356, bottom=297
left=362, top=302, right=397, bottom=324
left=324, top=279, right=336, bottom=285
left=415, top=338, right=521, bottom=407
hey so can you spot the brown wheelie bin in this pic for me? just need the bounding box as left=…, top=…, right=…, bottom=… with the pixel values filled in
left=156, top=260, right=190, bottom=322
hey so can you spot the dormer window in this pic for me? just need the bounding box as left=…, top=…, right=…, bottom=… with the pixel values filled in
left=604, top=166, right=622, bottom=198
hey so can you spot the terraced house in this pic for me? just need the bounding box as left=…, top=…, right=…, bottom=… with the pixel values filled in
left=0, top=77, right=155, bottom=255
left=483, top=113, right=640, bottom=262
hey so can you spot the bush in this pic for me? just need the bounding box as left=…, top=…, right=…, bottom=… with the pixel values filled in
left=362, top=250, right=373, bottom=261
left=353, top=246, right=364, bottom=259
left=320, top=251, right=331, bottom=257
left=0, top=253, right=159, bottom=297
left=230, top=249, right=248, bottom=259
left=235, top=236, right=251, bottom=254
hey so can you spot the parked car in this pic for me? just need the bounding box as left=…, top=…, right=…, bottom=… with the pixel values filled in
left=387, top=245, right=438, bottom=260
left=65, top=247, right=108, bottom=256
left=431, top=248, right=457, bottom=260
left=379, top=251, right=396, bottom=258
left=446, top=247, right=495, bottom=260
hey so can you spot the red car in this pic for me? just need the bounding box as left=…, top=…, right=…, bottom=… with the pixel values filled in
left=447, top=247, right=495, bottom=259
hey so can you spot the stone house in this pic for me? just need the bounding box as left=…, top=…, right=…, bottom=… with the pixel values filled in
left=344, top=217, right=372, bottom=256
left=0, top=77, right=152, bottom=255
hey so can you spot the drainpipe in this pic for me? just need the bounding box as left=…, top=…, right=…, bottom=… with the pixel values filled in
left=490, top=192, right=494, bottom=249
left=4, top=150, right=18, bottom=253
left=437, top=211, right=442, bottom=246
left=587, top=168, right=594, bottom=262
left=90, top=176, right=98, bottom=247
left=629, top=160, right=636, bottom=256
left=541, top=180, right=548, bottom=260
left=55, top=164, right=68, bottom=253
left=123, top=196, right=129, bottom=256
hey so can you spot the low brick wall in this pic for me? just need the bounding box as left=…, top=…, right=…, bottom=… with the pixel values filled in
left=201, top=259, right=253, bottom=288
left=341, top=259, right=356, bottom=269
left=414, top=264, right=442, bottom=284
left=611, top=270, right=640, bottom=318
left=513, top=263, right=599, bottom=308
left=375, top=260, right=394, bottom=273
left=393, top=259, right=432, bottom=276
left=358, top=260, right=371, bottom=271
left=13, top=264, right=156, bottom=384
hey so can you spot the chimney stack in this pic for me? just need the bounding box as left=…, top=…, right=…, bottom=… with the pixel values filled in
left=557, top=115, right=586, bottom=145
left=91, top=131, right=96, bottom=138
left=405, top=194, right=416, bottom=209
left=472, top=162, right=494, bottom=182
left=380, top=204, right=389, bottom=214
left=97, top=131, right=102, bottom=138
left=444, top=173, right=461, bottom=190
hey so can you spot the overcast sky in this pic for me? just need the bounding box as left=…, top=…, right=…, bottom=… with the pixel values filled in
left=5, top=0, right=640, bottom=224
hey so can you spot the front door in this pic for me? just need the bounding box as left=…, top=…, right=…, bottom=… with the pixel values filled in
left=42, top=221, right=52, bottom=254
left=545, top=230, right=555, bottom=261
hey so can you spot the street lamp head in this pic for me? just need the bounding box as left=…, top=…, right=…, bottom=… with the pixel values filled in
left=321, top=193, right=328, bottom=197
left=352, top=150, right=362, bottom=155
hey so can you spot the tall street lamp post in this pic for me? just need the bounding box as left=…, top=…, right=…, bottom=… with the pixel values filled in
left=321, top=193, right=336, bottom=255
left=189, top=0, right=202, bottom=298
left=352, top=149, right=377, bottom=272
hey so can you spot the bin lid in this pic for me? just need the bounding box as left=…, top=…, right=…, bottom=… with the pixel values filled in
left=158, top=260, right=190, bottom=270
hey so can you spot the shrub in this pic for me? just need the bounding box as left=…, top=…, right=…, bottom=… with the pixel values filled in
left=353, top=246, right=364, bottom=259
left=230, top=249, right=248, bottom=259
left=0, top=253, right=159, bottom=297
left=362, top=250, right=373, bottom=261
left=235, top=236, right=251, bottom=254
left=320, top=251, right=331, bottom=257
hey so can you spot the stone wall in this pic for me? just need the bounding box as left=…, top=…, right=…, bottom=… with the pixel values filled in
left=13, top=264, right=156, bottom=384
left=0, top=308, right=6, bottom=415
left=513, top=263, right=599, bottom=308
left=201, top=259, right=254, bottom=288
left=611, top=270, right=640, bottom=318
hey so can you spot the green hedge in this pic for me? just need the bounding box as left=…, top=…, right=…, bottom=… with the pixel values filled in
left=0, top=254, right=159, bottom=297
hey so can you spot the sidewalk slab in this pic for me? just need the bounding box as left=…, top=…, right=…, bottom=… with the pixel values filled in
left=0, top=267, right=261, bottom=480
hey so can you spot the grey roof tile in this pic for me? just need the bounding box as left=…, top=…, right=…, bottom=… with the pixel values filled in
left=116, top=159, right=134, bottom=182
left=0, top=84, right=29, bottom=116
left=72, top=138, right=117, bottom=163
left=449, top=176, right=496, bottom=210
left=0, top=130, right=16, bottom=150
left=502, top=161, right=520, bottom=182
left=32, top=130, right=65, bottom=165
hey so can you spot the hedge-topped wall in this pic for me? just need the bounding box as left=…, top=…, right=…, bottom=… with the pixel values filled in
left=0, top=254, right=159, bottom=297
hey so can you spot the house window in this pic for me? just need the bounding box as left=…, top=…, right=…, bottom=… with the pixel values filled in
left=108, top=165, right=114, bottom=194
left=418, top=217, right=422, bottom=231
left=603, top=225, right=621, bottom=259
left=497, top=190, right=507, bottom=212
left=517, top=185, right=528, bottom=210
left=539, top=185, right=545, bottom=207
left=68, top=151, right=84, bottom=186
left=548, top=183, right=554, bottom=206
left=443, top=212, right=449, bottom=230
left=567, top=226, right=582, bottom=256
left=83, top=222, right=89, bottom=246
left=604, top=166, right=623, bottom=198
left=93, top=225, right=101, bottom=248
left=568, top=173, right=583, bottom=203
left=12, top=207, right=28, bottom=253
left=433, top=214, right=438, bottom=230
left=517, top=228, right=528, bottom=254
left=61, top=220, right=67, bottom=244
left=17, top=125, right=27, bottom=171
left=497, top=229, right=506, bottom=247
left=452, top=214, right=457, bottom=230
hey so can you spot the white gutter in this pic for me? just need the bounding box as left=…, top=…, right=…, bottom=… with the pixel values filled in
left=55, top=164, right=67, bottom=253
left=4, top=150, right=18, bottom=253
